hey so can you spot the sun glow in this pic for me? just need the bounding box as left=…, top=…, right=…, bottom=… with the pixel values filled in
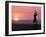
left=14, top=18, right=19, bottom=21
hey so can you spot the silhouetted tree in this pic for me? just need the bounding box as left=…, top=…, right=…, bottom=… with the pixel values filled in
left=33, top=10, right=37, bottom=24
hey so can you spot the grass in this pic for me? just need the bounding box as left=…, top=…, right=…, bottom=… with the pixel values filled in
left=12, top=23, right=41, bottom=31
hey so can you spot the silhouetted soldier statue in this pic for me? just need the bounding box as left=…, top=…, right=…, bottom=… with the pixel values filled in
left=33, top=10, right=37, bottom=24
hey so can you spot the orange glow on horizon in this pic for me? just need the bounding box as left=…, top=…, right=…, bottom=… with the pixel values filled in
left=14, top=18, right=19, bottom=21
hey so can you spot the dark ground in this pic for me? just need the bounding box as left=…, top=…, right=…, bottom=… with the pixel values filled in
left=12, top=23, right=41, bottom=31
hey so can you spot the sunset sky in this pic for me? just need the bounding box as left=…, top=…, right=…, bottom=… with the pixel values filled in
left=12, top=5, right=41, bottom=21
